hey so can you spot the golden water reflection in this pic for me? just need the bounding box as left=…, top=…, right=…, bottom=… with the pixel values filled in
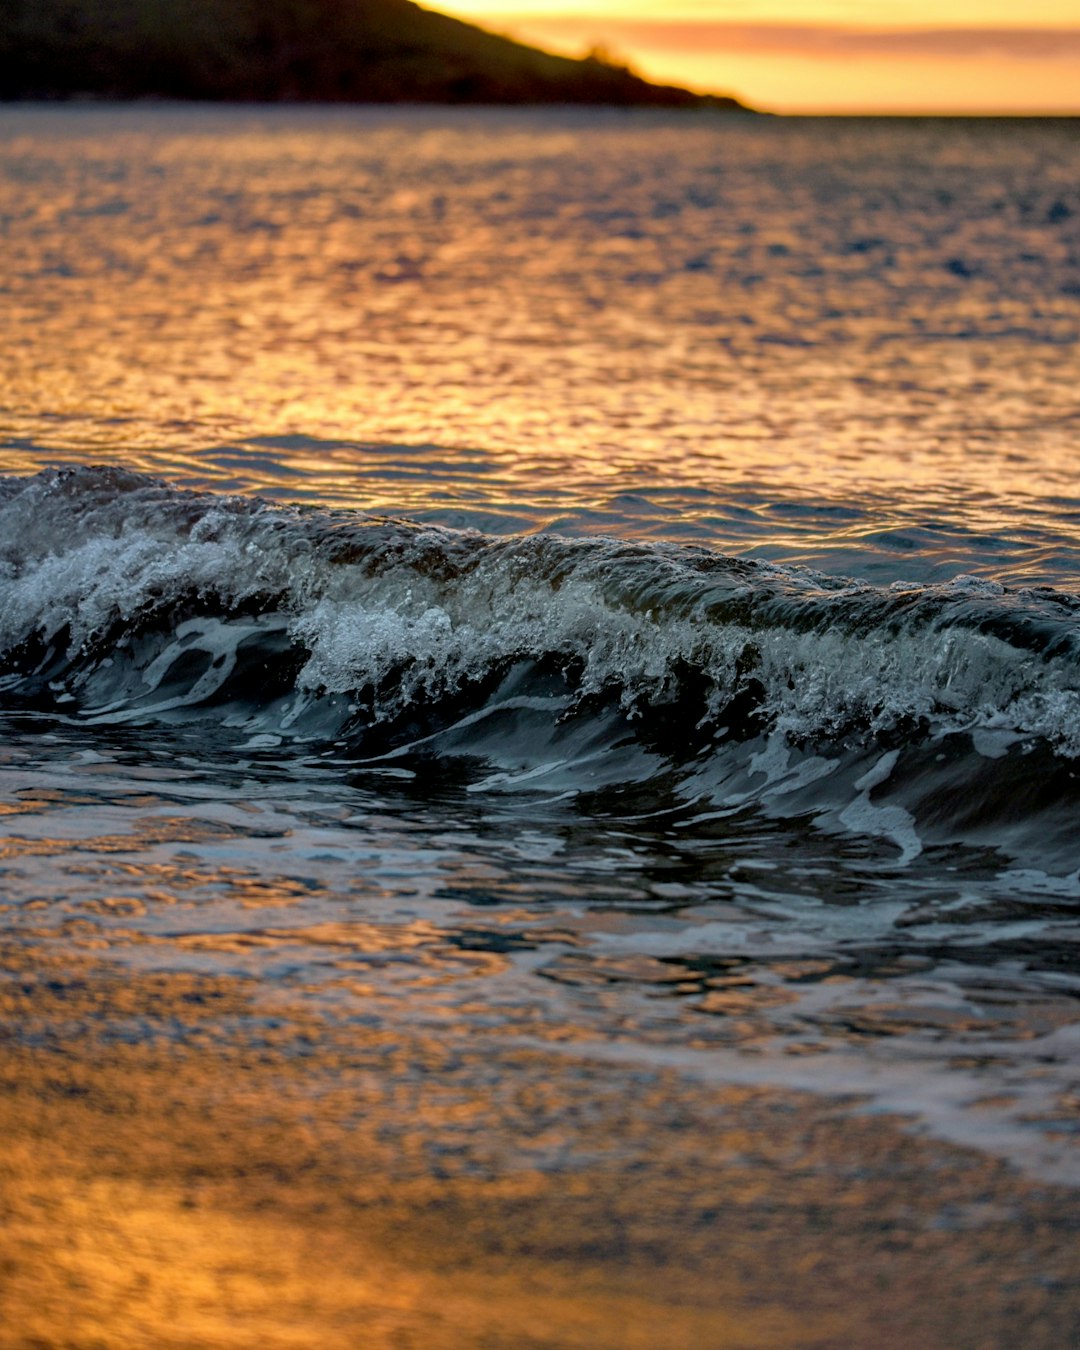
left=1, top=108, right=1078, bottom=582
left=3, top=107, right=1080, bottom=1346
left=0, top=729, right=1078, bottom=1344
left=3, top=955, right=1078, bottom=1349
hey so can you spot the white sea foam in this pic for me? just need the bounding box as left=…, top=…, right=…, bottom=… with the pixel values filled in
left=4, top=469, right=1080, bottom=756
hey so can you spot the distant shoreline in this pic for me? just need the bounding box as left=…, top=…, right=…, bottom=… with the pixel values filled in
left=5, top=101, right=1079, bottom=119
left=0, top=0, right=751, bottom=111
left=0, top=95, right=759, bottom=111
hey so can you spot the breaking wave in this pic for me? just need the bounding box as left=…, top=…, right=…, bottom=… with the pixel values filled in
left=4, top=466, right=1080, bottom=868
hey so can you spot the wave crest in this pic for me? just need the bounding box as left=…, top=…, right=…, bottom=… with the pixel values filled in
left=3, top=467, right=1079, bottom=755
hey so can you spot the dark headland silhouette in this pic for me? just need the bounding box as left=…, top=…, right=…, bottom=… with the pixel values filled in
left=0, top=0, right=751, bottom=108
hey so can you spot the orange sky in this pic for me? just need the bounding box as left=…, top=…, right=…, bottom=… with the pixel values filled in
left=429, top=1, right=1080, bottom=112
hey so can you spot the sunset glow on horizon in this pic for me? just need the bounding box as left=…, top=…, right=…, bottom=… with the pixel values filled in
left=428, top=0, right=1080, bottom=112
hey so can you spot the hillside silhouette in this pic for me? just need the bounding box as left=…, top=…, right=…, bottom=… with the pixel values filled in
left=0, top=0, right=750, bottom=107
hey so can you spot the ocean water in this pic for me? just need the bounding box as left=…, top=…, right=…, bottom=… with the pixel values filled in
left=2, top=106, right=1080, bottom=1339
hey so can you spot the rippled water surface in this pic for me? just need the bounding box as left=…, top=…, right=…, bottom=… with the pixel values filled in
left=2, top=107, right=1079, bottom=1345
left=2, top=107, right=1078, bottom=579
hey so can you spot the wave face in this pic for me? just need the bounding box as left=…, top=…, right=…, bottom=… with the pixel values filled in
left=4, top=466, right=1080, bottom=868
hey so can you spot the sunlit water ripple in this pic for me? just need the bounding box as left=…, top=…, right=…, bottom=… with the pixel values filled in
left=1, top=107, right=1079, bottom=1201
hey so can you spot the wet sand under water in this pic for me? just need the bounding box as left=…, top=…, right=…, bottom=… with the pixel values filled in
left=2, top=947, right=1077, bottom=1350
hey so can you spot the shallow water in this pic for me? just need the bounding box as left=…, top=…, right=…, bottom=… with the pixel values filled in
left=1, top=106, right=1079, bottom=1343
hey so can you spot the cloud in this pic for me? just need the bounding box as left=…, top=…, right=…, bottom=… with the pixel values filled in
left=488, top=18, right=1080, bottom=62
